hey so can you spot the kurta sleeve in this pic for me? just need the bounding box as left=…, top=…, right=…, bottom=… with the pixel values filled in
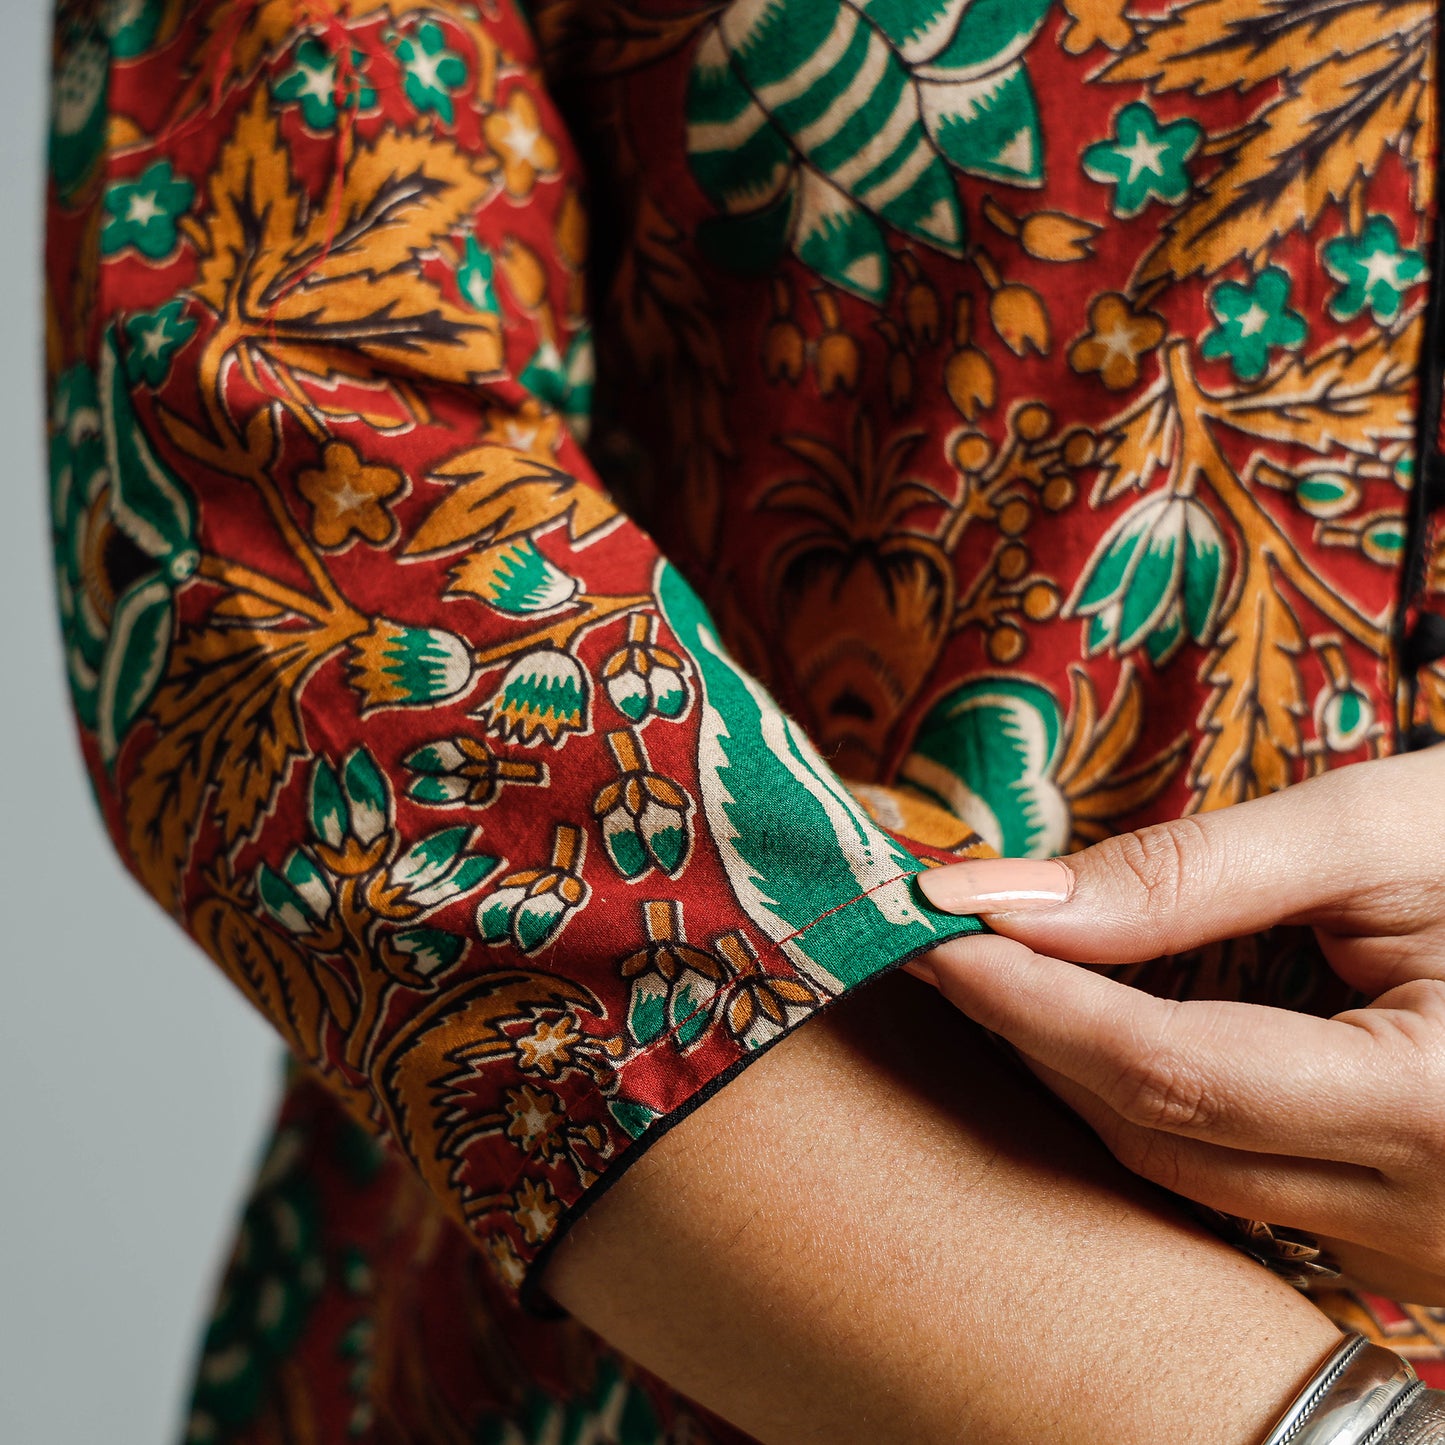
left=44, top=0, right=984, bottom=1308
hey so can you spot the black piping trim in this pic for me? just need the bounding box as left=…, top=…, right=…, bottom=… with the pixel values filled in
left=1397, top=1, right=1445, bottom=749
left=1405, top=722, right=1445, bottom=750
left=1404, top=607, right=1445, bottom=669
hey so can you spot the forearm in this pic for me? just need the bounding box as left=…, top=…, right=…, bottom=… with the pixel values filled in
left=543, top=968, right=1341, bottom=1445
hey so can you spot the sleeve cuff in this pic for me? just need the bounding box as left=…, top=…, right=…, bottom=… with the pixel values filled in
left=513, top=867, right=986, bottom=1317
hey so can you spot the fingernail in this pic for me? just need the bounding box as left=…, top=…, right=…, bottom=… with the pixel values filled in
left=916, top=858, right=1074, bottom=915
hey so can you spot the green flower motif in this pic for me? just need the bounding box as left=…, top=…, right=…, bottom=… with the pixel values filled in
left=101, top=159, right=194, bottom=259
left=483, top=646, right=588, bottom=745
left=1201, top=266, right=1307, bottom=382
left=123, top=298, right=197, bottom=387
left=50, top=328, right=199, bottom=765
left=1082, top=102, right=1202, bottom=219
left=273, top=37, right=376, bottom=129
left=1066, top=491, right=1229, bottom=664
left=103, top=0, right=161, bottom=58
left=518, top=330, right=593, bottom=443
left=256, top=750, right=493, bottom=974
left=467, top=537, right=578, bottom=615
left=457, top=235, right=498, bottom=313
left=389, top=22, right=467, bottom=124
left=1322, top=214, right=1426, bottom=324
left=49, top=21, right=109, bottom=202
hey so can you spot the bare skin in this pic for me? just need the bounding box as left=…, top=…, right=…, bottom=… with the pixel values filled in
left=542, top=968, right=1342, bottom=1445
left=913, top=748, right=1445, bottom=1305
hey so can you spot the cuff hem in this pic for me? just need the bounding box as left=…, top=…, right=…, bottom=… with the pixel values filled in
left=515, top=876, right=985, bottom=1318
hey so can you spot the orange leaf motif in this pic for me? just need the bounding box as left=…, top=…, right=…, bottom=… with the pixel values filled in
left=1105, top=0, right=1433, bottom=282
left=1189, top=564, right=1307, bottom=810
left=1213, top=320, right=1419, bottom=460
left=126, top=618, right=360, bottom=910
left=405, top=446, right=619, bottom=555
left=186, top=91, right=503, bottom=412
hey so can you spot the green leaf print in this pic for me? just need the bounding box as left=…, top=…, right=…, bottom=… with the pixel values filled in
left=901, top=676, right=1070, bottom=859
left=655, top=561, right=981, bottom=993
left=685, top=0, right=1053, bottom=303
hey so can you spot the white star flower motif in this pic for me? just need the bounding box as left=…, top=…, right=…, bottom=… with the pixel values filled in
left=1360, top=249, right=1403, bottom=291
left=1118, top=131, right=1167, bottom=182
left=125, top=191, right=162, bottom=226
left=405, top=48, right=444, bottom=93
left=1235, top=302, right=1269, bottom=337
left=499, top=113, right=544, bottom=165
left=297, top=60, right=336, bottom=106
left=329, top=479, right=372, bottom=516
left=1093, top=320, right=1140, bottom=365
left=137, top=320, right=170, bottom=359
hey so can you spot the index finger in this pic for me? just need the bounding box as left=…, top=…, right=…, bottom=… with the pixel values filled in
left=924, top=934, right=1411, bottom=1168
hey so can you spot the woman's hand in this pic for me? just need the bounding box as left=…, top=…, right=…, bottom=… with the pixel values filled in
left=906, top=746, right=1445, bottom=1304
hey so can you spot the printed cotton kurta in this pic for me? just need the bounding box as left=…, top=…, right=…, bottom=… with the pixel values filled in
left=45, top=0, right=1445, bottom=1437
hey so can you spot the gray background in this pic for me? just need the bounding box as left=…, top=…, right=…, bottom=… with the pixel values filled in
left=0, top=8, right=279, bottom=1438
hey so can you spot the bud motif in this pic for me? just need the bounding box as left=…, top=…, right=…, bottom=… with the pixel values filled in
left=900, top=258, right=940, bottom=346
left=1068, top=493, right=1228, bottom=662
left=815, top=329, right=860, bottom=396
left=483, top=646, right=587, bottom=745
left=764, top=318, right=806, bottom=383
left=453, top=538, right=578, bottom=616
left=347, top=619, right=474, bottom=709
left=594, top=730, right=691, bottom=878
left=403, top=736, right=545, bottom=808
left=619, top=900, right=725, bottom=1050
left=254, top=749, right=487, bottom=984
left=989, top=284, right=1051, bottom=358
left=944, top=295, right=995, bottom=421
left=1018, top=211, right=1100, bottom=262
left=601, top=614, right=689, bottom=722
left=813, top=289, right=859, bottom=397
left=1316, top=684, right=1375, bottom=752
left=1314, top=639, right=1375, bottom=752
left=763, top=276, right=805, bottom=384
left=945, top=347, right=996, bottom=421
left=478, top=825, right=590, bottom=953
left=715, top=933, right=818, bottom=1051
left=1292, top=472, right=1361, bottom=520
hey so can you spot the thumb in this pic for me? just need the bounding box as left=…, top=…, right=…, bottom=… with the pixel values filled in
left=915, top=763, right=1396, bottom=964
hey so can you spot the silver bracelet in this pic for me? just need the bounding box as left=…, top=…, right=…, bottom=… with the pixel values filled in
left=1261, top=1334, right=1445, bottom=1445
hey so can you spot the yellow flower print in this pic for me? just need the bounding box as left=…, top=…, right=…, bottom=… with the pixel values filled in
left=485, top=88, right=560, bottom=200
left=504, top=1083, right=565, bottom=1157
left=485, top=1232, right=526, bottom=1291
left=482, top=399, right=562, bottom=458
left=512, top=1178, right=561, bottom=1246
left=297, top=442, right=405, bottom=547
left=1068, top=292, right=1167, bottom=392
left=515, top=1014, right=581, bottom=1078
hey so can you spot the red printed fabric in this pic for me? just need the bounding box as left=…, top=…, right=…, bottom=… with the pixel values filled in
left=45, top=0, right=1445, bottom=1438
